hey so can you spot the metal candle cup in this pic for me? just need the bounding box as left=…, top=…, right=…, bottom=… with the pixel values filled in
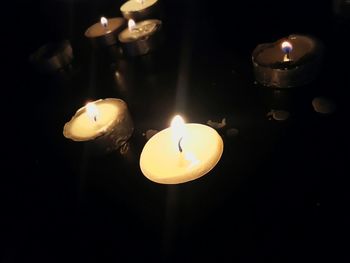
left=85, top=17, right=126, bottom=47
left=118, top=19, right=162, bottom=57
left=252, top=34, right=324, bottom=88
left=63, top=98, right=134, bottom=153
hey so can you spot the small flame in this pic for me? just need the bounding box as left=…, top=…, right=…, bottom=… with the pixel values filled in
left=100, top=17, right=108, bottom=28
left=128, top=19, right=136, bottom=31
left=86, top=102, right=99, bottom=122
left=281, top=41, right=293, bottom=53
left=171, top=115, right=185, bottom=129
left=171, top=115, right=186, bottom=149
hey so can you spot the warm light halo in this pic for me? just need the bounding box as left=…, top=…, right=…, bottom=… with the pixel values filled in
left=170, top=115, right=185, bottom=127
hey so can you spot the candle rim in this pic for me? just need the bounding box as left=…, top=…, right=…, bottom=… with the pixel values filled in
left=63, top=98, right=127, bottom=141
left=84, top=17, right=126, bottom=38
left=120, top=0, right=158, bottom=13
left=252, top=34, right=323, bottom=69
left=118, top=19, right=161, bottom=42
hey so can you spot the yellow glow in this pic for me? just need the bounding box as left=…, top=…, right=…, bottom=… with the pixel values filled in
left=100, top=17, right=108, bottom=27
left=64, top=100, right=120, bottom=141
left=128, top=19, right=136, bottom=31
left=139, top=123, right=224, bottom=184
left=170, top=115, right=185, bottom=128
left=86, top=102, right=99, bottom=122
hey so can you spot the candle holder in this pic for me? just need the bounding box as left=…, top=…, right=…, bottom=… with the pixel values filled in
left=120, top=0, right=161, bottom=22
left=252, top=34, right=324, bottom=88
left=139, top=115, right=224, bottom=184
left=63, top=98, right=134, bottom=153
left=85, top=17, right=126, bottom=47
left=29, top=40, right=73, bottom=73
left=118, top=19, right=162, bottom=57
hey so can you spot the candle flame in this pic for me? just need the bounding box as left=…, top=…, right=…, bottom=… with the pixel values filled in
left=281, top=41, right=293, bottom=62
left=86, top=102, right=99, bottom=122
left=281, top=41, right=293, bottom=53
left=171, top=115, right=186, bottom=149
left=128, top=19, right=136, bottom=31
left=171, top=115, right=185, bottom=128
left=100, top=17, right=108, bottom=28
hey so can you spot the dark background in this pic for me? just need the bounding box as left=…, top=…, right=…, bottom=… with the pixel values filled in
left=2, top=0, right=350, bottom=262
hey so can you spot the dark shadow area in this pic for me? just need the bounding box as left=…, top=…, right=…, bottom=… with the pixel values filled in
left=2, top=0, right=350, bottom=262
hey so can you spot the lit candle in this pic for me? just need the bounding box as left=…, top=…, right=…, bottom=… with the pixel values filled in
left=118, top=18, right=162, bottom=56
left=120, top=0, right=160, bottom=21
left=85, top=17, right=126, bottom=47
left=252, top=34, right=324, bottom=88
left=139, top=115, right=224, bottom=184
left=63, top=98, right=134, bottom=153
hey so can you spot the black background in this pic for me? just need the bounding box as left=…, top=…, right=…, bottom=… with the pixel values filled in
left=2, top=0, right=350, bottom=262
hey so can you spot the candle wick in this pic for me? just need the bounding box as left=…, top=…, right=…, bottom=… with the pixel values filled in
left=283, top=52, right=290, bottom=62
left=178, top=137, right=183, bottom=153
left=94, top=116, right=97, bottom=122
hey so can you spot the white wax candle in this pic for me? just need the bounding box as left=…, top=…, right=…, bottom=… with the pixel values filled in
left=85, top=17, right=126, bottom=47
left=64, top=99, right=126, bottom=140
left=140, top=116, right=224, bottom=184
left=63, top=99, right=134, bottom=152
left=119, top=19, right=161, bottom=42
left=66, top=102, right=118, bottom=140
left=121, top=0, right=158, bottom=13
